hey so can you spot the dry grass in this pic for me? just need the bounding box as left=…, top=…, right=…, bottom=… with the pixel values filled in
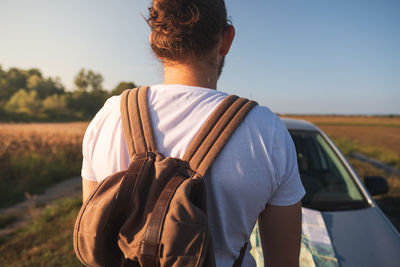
left=320, top=126, right=400, bottom=158
left=0, top=123, right=88, bottom=157
left=282, top=115, right=400, bottom=159
left=0, top=122, right=88, bottom=135
left=281, top=115, right=400, bottom=127
left=0, top=123, right=89, bottom=207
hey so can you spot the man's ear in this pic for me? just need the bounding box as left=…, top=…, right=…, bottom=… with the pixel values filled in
left=219, top=25, right=235, bottom=56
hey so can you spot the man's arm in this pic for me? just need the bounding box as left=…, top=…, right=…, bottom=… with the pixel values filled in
left=258, top=201, right=302, bottom=267
left=82, top=178, right=98, bottom=203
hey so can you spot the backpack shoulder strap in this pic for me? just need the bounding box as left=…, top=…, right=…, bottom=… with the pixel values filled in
left=120, top=86, right=157, bottom=158
left=182, top=95, right=256, bottom=266
left=182, top=94, right=257, bottom=177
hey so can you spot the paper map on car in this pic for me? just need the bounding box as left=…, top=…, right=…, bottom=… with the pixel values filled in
left=250, top=207, right=338, bottom=267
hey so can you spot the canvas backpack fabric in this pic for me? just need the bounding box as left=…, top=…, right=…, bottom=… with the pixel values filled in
left=73, top=87, right=257, bottom=267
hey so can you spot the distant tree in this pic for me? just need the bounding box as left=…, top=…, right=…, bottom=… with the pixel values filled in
left=87, top=70, right=103, bottom=91
left=0, top=65, right=4, bottom=78
left=42, top=94, right=67, bottom=110
left=74, top=69, right=89, bottom=91
left=0, top=68, right=27, bottom=102
left=0, top=66, right=111, bottom=122
left=48, top=77, right=65, bottom=95
left=0, top=105, right=7, bottom=121
left=41, top=94, right=73, bottom=121
left=74, top=68, right=104, bottom=92
left=0, top=67, right=64, bottom=103
left=5, top=89, right=41, bottom=116
left=6, top=68, right=27, bottom=91
left=0, top=76, right=8, bottom=104
left=27, top=75, right=64, bottom=99
left=66, top=90, right=108, bottom=120
left=27, top=74, right=42, bottom=90
left=27, top=68, right=42, bottom=78
left=111, top=81, right=137, bottom=96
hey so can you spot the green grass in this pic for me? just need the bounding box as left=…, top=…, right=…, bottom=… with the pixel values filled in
left=0, top=150, right=81, bottom=208
left=0, top=197, right=83, bottom=267
left=0, top=214, right=18, bottom=229
left=332, top=136, right=400, bottom=169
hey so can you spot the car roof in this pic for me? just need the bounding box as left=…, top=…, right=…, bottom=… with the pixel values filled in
left=280, top=117, right=320, bottom=131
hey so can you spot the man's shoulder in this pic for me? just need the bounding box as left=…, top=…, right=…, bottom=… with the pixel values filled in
left=242, top=103, right=284, bottom=133
left=84, top=95, right=122, bottom=138
left=247, top=104, right=278, bottom=121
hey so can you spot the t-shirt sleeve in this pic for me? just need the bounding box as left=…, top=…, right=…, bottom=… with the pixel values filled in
left=80, top=95, right=124, bottom=182
left=268, top=119, right=306, bottom=206
left=81, top=121, right=97, bottom=181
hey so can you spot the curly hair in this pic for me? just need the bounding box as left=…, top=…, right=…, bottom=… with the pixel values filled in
left=147, top=0, right=230, bottom=62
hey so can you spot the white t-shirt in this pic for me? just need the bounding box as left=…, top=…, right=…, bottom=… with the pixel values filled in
left=81, top=84, right=305, bottom=267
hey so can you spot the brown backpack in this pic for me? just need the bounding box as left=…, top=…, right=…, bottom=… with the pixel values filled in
left=73, top=86, right=257, bottom=267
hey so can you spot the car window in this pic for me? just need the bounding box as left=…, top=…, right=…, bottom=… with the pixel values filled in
left=289, top=130, right=369, bottom=211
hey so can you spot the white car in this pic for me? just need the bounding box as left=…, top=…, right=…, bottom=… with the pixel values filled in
left=250, top=118, right=400, bottom=267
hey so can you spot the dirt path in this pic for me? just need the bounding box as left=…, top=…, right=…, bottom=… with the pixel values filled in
left=0, top=176, right=82, bottom=237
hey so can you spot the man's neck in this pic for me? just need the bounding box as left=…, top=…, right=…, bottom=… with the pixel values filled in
left=163, top=61, right=218, bottom=90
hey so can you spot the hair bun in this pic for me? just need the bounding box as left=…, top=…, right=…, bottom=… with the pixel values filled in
left=149, top=0, right=200, bottom=40
left=147, top=0, right=229, bottom=61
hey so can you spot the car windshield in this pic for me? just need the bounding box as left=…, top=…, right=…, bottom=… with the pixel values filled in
left=289, top=130, right=370, bottom=211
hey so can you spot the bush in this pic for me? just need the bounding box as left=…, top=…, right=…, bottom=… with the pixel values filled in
left=0, top=198, right=83, bottom=266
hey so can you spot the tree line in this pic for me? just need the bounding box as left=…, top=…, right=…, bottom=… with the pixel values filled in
left=0, top=65, right=137, bottom=122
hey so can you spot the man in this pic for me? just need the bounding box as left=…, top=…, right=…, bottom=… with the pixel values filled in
left=81, top=0, right=305, bottom=266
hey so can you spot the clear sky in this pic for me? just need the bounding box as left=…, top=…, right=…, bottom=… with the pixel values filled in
left=1, top=0, right=399, bottom=114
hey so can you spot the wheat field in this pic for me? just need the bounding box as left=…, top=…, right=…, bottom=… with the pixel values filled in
left=282, top=115, right=400, bottom=158
left=281, top=115, right=400, bottom=127
left=0, top=122, right=89, bottom=207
